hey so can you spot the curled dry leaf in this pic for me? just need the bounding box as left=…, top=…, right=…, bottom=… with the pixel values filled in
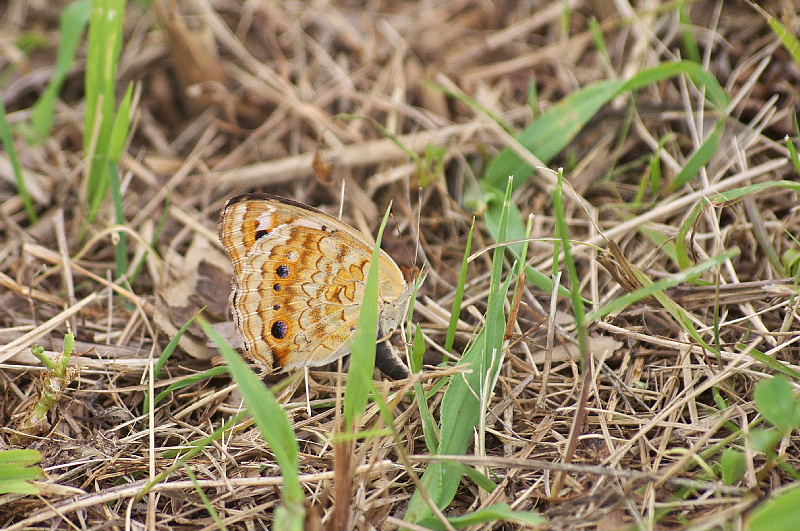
left=153, top=0, right=228, bottom=115
left=530, top=335, right=622, bottom=366
left=154, top=235, right=231, bottom=360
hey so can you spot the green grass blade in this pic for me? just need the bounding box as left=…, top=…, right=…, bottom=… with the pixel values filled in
left=404, top=178, right=514, bottom=524
left=155, top=311, right=203, bottom=378
left=84, top=0, right=126, bottom=223
left=480, top=61, right=728, bottom=273
left=482, top=78, right=624, bottom=190
left=108, top=161, right=128, bottom=281
left=344, top=204, right=392, bottom=428
left=419, top=502, right=544, bottom=530
left=108, top=82, right=136, bottom=160
left=483, top=60, right=728, bottom=191
left=484, top=198, right=571, bottom=298
left=152, top=367, right=230, bottom=409
left=199, top=317, right=305, bottom=527
left=84, top=0, right=124, bottom=147
left=185, top=467, right=229, bottom=531
left=30, top=0, right=91, bottom=143
left=666, top=119, right=724, bottom=193
left=527, top=77, right=539, bottom=117
left=406, top=270, right=425, bottom=369
left=588, top=17, right=611, bottom=72
left=593, top=247, right=738, bottom=364
left=414, top=381, right=440, bottom=453
left=413, top=330, right=440, bottom=451
left=675, top=199, right=707, bottom=270
left=765, top=13, right=800, bottom=66
left=676, top=181, right=800, bottom=268
left=0, top=101, right=38, bottom=223
left=444, top=217, right=475, bottom=353
left=143, top=411, right=246, bottom=488
left=786, top=135, right=800, bottom=174
left=679, top=0, right=701, bottom=63
left=552, top=169, right=587, bottom=368
left=587, top=248, right=739, bottom=323
left=0, top=449, right=44, bottom=467
left=619, top=61, right=728, bottom=109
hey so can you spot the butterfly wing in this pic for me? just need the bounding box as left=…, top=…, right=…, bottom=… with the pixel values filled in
left=218, top=193, right=408, bottom=371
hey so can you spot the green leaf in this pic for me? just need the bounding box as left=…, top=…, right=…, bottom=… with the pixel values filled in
left=344, top=204, right=392, bottom=428
left=0, top=449, right=45, bottom=495
left=747, top=483, right=800, bottom=531
left=0, top=449, right=43, bottom=467
left=108, top=161, right=129, bottom=282
left=448, top=503, right=544, bottom=528
left=418, top=503, right=544, bottom=530
left=143, top=309, right=205, bottom=411
left=107, top=82, right=135, bottom=160
left=411, top=324, right=426, bottom=373
left=483, top=78, right=624, bottom=190
left=199, top=317, right=306, bottom=528
left=30, top=0, right=91, bottom=143
left=445, top=218, right=474, bottom=353
left=720, top=448, right=746, bottom=485
left=414, top=380, right=440, bottom=453
left=460, top=464, right=497, bottom=493
left=0, top=101, right=37, bottom=223
left=782, top=248, right=800, bottom=277
left=750, top=428, right=782, bottom=455
left=483, top=60, right=728, bottom=192
left=754, top=376, right=799, bottom=432
left=155, top=310, right=203, bottom=378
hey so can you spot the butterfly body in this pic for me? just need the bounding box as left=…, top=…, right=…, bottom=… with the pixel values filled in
left=218, top=193, right=410, bottom=373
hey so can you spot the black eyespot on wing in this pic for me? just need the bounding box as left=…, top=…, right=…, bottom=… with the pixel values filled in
left=255, top=229, right=270, bottom=240
left=273, top=283, right=282, bottom=291
left=271, top=320, right=288, bottom=339
left=276, top=265, right=290, bottom=278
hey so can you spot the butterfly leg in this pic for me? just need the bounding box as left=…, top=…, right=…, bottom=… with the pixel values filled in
left=374, top=326, right=410, bottom=380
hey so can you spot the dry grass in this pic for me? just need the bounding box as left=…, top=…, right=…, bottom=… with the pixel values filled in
left=1, top=0, right=800, bottom=529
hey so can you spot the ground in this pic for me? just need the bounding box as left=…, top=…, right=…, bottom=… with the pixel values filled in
left=1, top=1, right=799, bottom=530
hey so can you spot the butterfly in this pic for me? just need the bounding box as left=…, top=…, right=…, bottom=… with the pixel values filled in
left=218, top=193, right=412, bottom=379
